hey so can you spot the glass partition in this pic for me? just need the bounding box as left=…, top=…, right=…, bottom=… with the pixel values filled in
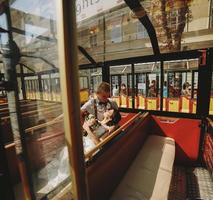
left=0, top=1, right=72, bottom=199
left=110, top=65, right=132, bottom=108
left=164, top=59, right=199, bottom=113
left=135, top=62, right=161, bottom=111
left=77, top=1, right=213, bottom=63
left=79, top=67, right=102, bottom=105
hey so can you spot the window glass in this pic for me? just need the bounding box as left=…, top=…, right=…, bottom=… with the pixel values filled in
left=135, top=62, right=160, bottom=111
left=164, top=59, right=199, bottom=113
left=110, top=17, right=122, bottom=43
left=76, top=0, right=212, bottom=63
left=79, top=68, right=102, bottom=104
left=110, top=65, right=132, bottom=108
left=0, top=1, right=70, bottom=199
left=136, top=21, right=148, bottom=39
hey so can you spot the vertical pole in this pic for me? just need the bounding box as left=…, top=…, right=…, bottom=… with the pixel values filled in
left=131, top=64, right=135, bottom=109
left=118, top=75, right=121, bottom=93
left=102, top=65, right=110, bottom=83
left=38, top=74, right=43, bottom=100
left=49, top=74, right=53, bottom=101
left=102, top=16, right=110, bottom=83
left=197, top=49, right=213, bottom=116
left=20, top=64, right=26, bottom=100
left=167, top=72, right=169, bottom=98
left=146, top=73, right=148, bottom=97
left=160, top=60, right=164, bottom=111
left=191, top=71, right=195, bottom=99
left=57, top=0, right=88, bottom=199
left=29, top=80, right=33, bottom=99
left=103, top=15, right=106, bottom=66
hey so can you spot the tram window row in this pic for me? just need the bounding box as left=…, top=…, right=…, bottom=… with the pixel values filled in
left=18, top=58, right=213, bottom=116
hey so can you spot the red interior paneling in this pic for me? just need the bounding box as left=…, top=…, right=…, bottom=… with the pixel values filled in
left=119, top=112, right=137, bottom=127
left=150, top=115, right=201, bottom=165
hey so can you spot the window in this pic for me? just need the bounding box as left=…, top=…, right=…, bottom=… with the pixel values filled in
left=210, top=0, right=213, bottom=28
left=2, top=1, right=70, bottom=198
left=136, top=21, right=148, bottom=39
left=90, top=34, right=97, bottom=47
left=79, top=68, right=102, bottom=97
left=164, top=59, right=199, bottom=113
left=134, top=62, right=161, bottom=111
left=80, top=76, right=88, bottom=90
left=110, top=16, right=122, bottom=43
left=110, top=65, right=131, bottom=108
left=167, top=9, right=180, bottom=30
left=111, top=24, right=122, bottom=43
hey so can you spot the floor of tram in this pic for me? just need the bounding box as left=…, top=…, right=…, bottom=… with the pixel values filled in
left=169, top=165, right=213, bottom=200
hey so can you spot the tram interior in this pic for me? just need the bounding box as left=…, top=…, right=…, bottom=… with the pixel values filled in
left=1, top=100, right=213, bottom=199
left=1, top=49, right=213, bottom=200
left=0, top=1, right=213, bottom=200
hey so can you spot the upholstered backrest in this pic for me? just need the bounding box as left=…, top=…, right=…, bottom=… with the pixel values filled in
left=111, top=135, right=175, bottom=200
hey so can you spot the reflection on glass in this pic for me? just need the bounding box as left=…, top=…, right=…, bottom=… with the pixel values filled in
left=0, top=1, right=72, bottom=199
left=25, top=24, right=47, bottom=44
left=79, top=68, right=116, bottom=154
left=77, top=0, right=213, bottom=63
left=0, top=13, right=9, bottom=45
left=79, top=68, right=102, bottom=104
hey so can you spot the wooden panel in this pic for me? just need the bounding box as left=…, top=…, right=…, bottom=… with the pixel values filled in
left=138, top=96, right=145, bottom=109
left=209, top=97, right=213, bottom=115
left=86, top=115, right=151, bottom=200
left=163, top=98, right=166, bottom=111
left=168, top=99, right=179, bottom=112
left=191, top=100, right=197, bottom=114
left=120, top=95, right=127, bottom=108
left=111, top=97, right=120, bottom=107
left=147, top=98, right=158, bottom=110
left=128, top=97, right=133, bottom=108
left=181, top=96, right=190, bottom=113
left=151, top=116, right=201, bottom=165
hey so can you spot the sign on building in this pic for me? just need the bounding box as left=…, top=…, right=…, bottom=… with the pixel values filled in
left=76, top=0, right=124, bottom=22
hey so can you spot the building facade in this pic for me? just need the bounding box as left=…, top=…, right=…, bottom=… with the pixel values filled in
left=77, top=0, right=213, bottom=64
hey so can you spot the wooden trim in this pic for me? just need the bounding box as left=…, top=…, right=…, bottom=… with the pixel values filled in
left=37, top=132, right=64, bottom=142
left=207, top=117, right=213, bottom=128
left=1, top=105, right=62, bottom=121
left=0, top=102, right=8, bottom=106
left=0, top=101, right=58, bottom=112
left=17, top=157, right=32, bottom=200
left=5, top=142, right=15, bottom=149
left=5, top=131, right=63, bottom=149
left=57, top=0, right=88, bottom=199
left=85, top=112, right=147, bottom=159
left=25, top=118, right=63, bottom=134
left=86, top=113, right=150, bottom=200
left=0, top=99, right=30, bottom=107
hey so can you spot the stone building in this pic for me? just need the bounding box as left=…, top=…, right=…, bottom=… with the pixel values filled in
left=77, top=0, right=213, bottom=64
